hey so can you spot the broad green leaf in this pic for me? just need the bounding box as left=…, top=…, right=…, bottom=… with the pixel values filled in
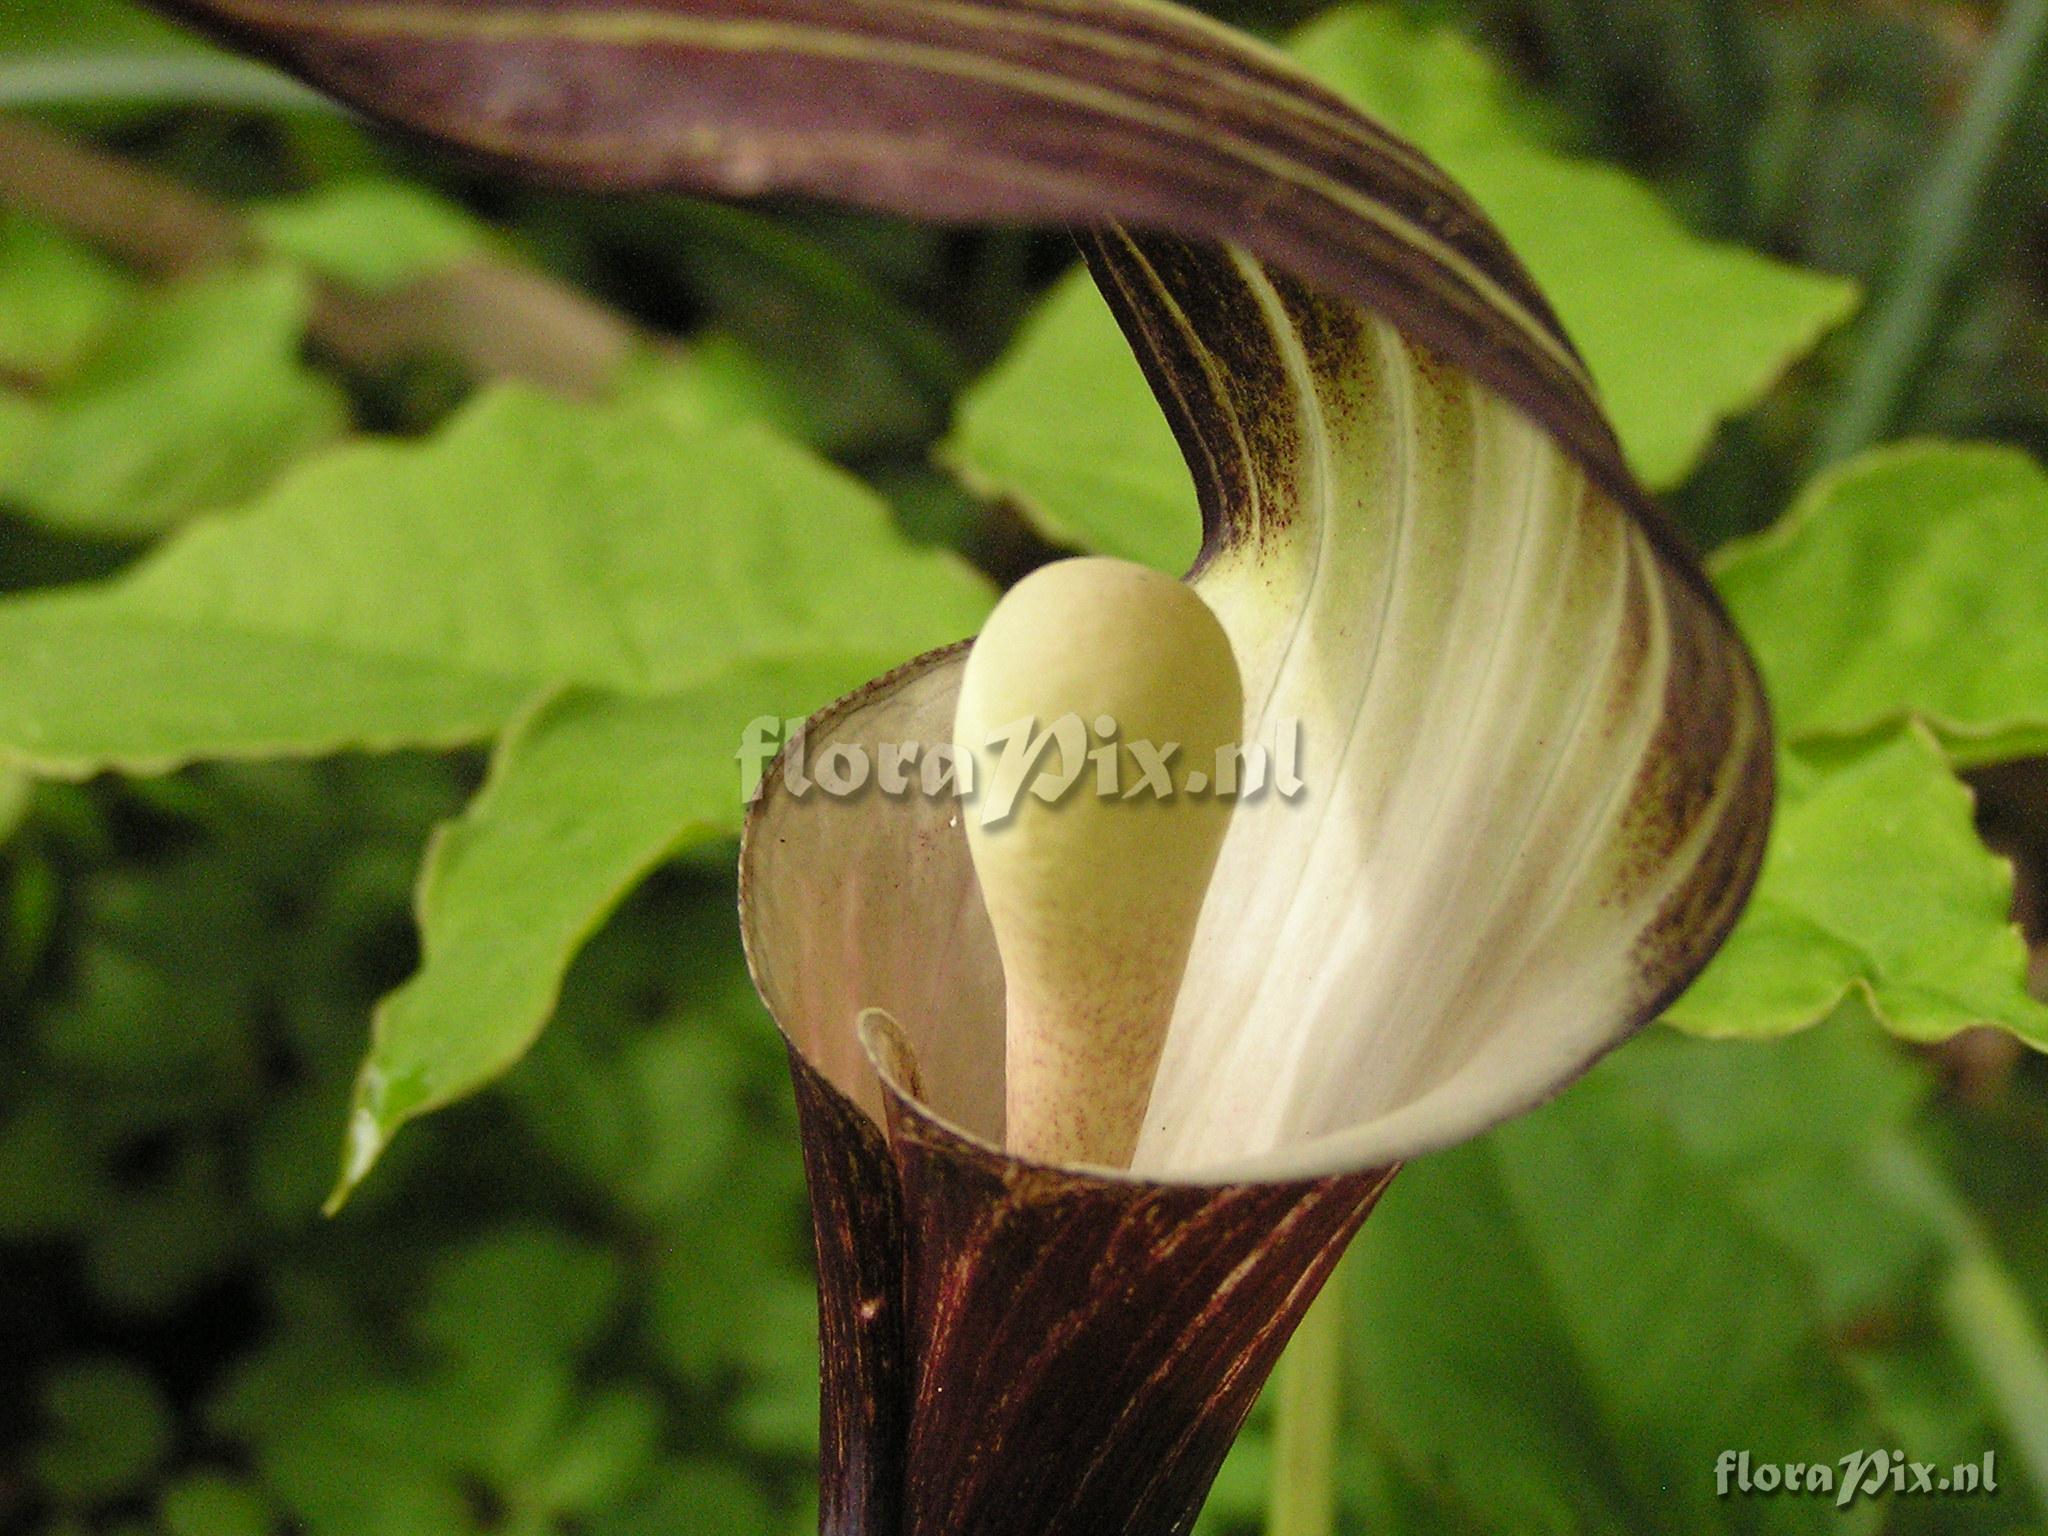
left=524, top=1388, right=663, bottom=1515
left=1665, top=727, right=2048, bottom=1049
left=254, top=180, right=493, bottom=293
left=944, top=6, right=1858, bottom=567
left=2, top=265, right=347, bottom=538
left=1351, top=1025, right=1893, bottom=1536
left=499, top=887, right=791, bottom=1219
left=1439, top=145, right=1858, bottom=491
left=1288, top=6, right=1553, bottom=158
left=1296, top=5, right=1859, bottom=490
left=1691, top=444, right=2048, bottom=1055
left=647, top=1149, right=811, bottom=1389
left=0, top=390, right=44, bottom=478
left=1623, top=1009, right=1939, bottom=1320
left=611, top=337, right=823, bottom=448
left=0, top=385, right=990, bottom=777
left=337, top=659, right=940, bottom=1201
left=0, top=209, right=133, bottom=380
left=1714, top=442, right=2048, bottom=764
left=0, top=1095, right=106, bottom=1242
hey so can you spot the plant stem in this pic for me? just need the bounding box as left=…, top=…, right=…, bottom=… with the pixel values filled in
left=1268, top=1276, right=1345, bottom=1536
left=0, top=52, right=333, bottom=114
left=1534, top=0, right=1615, bottom=149
left=1694, top=0, right=1760, bottom=238
left=1816, top=0, right=2048, bottom=465
left=1871, top=1134, right=2048, bottom=1510
left=0, top=114, right=643, bottom=397
left=1943, top=1251, right=2048, bottom=1490
left=659, top=196, right=969, bottom=402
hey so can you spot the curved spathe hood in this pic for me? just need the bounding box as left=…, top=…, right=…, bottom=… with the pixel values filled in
left=742, top=237, right=1767, bottom=1187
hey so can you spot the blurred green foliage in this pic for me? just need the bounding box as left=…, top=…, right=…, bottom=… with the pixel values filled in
left=4, top=2, right=2048, bottom=1534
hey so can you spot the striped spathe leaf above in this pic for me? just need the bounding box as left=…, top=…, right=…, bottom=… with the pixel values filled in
left=158, top=0, right=1648, bottom=516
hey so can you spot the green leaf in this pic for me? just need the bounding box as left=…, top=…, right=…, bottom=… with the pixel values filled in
left=647, top=1149, right=812, bottom=1389
left=1288, top=6, right=1554, bottom=158
left=0, top=389, right=45, bottom=479
left=253, top=180, right=493, bottom=293
left=0, top=0, right=197, bottom=53
left=86, top=1143, right=246, bottom=1314
left=730, top=1277, right=827, bottom=1458
left=1437, top=145, right=1858, bottom=492
left=1714, top=442, right=2048, bottom=764
left=0, top=209, right=133, bottom=380
left=2, top=264, right=347, bottom=538
left=0, top=385, right=989, bottom=777
left=250, top=1381, right=482, bottom=1536
left=1625, top=1010, right=1941, bottom=1321
left=337, top=661, right=923, bottom=1201
left=1350, top=1026, right=1892, bottom=1535
left=1665, top=727, right=2048, bottom=1049
left=0, top=0, right=321, bottom=114
left=585, top=1462, right=778, bottom=1536
left=161, top=1472, right=275, bottom=1536
left=1296, top=5, right=1859, bottom=490
left=413, top=1226, right=625, bottom=1366
left=524, top=1389, right=663, bottom=1515
left=34, top=1359, right=174, bottom=1505
left=1691, top=443, right=2048, bottom=1056
left=613, top=334, right=854, bottom=452
left=506, top=954, right=775, bottom=1223
left=0, top=1094, right=105, bottom=1238
left=943, top=6, right=1859, bottom=569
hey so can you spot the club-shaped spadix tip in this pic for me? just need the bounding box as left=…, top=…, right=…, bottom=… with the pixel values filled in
left=954, top=557, right=1244, bottom=1168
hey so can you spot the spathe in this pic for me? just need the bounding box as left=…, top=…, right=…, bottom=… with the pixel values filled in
left=771, top=1010, right=1393, bottom=1536
left=744, top=235, right=1767, bottom=1189
left=144, top=3, right=1776, bottom=1532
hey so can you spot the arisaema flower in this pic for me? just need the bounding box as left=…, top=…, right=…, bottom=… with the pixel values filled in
left=151, top=1, right=1775, bottom=1531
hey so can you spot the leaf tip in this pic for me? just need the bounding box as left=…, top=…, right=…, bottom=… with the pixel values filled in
left=323, top=1085, right=393, bottom=1217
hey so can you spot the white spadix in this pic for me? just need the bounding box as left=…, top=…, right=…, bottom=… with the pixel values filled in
left=955, top=557, right=1243, bottom=1167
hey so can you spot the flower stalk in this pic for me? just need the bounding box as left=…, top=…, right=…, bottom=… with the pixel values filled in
left=1269, top=1281, right=1348, bottom=1536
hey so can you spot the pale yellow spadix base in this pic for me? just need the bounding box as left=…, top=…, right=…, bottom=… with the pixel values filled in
left=956, top=558, right=1243, bottom=1168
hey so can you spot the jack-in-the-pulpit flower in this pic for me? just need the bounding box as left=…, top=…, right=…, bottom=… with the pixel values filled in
left=147, top=1, right=1776, bottom=1532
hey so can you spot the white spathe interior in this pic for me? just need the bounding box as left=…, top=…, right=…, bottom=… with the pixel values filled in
left=741, top=275, right=1764, bottom=1185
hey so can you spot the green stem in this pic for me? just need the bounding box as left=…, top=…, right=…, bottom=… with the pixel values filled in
left=1694, top=0, right=1759, bottom=238
left=1871, top=1134, right=2048, bottom=1509
left=658, top=197, right=969, bottom=402
left=0, top=114, right=642, bottom=396
left=1533, top=0, right=1612, bottom=144
left=1816, top=0, right=2048, bottom=465
left=0, top=52, right=333, bottom=113
left=1942, top=1252, right=2048, bottom=1490
left=1268, top=1277, right=1345, bottom=1536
